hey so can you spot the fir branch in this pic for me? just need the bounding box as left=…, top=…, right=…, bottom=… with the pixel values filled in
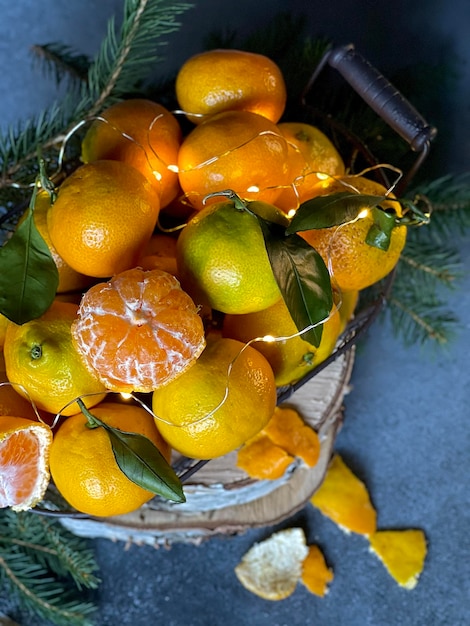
left=399, top=239, right=462, bottom=289
left=387, top=294, right=458, bottom=346
left=83, top=0, right=193, bottom=116
left=2, top=512, right=100, bottom=591
left=0, top=510, right=99, bottom=626
left=31, top=43, right=91, bottom=86
left=409, top=172, right=470, bottom=238
left=0, top=0, right=192, bottom=192
left=0, top=552, right=96, bottom=626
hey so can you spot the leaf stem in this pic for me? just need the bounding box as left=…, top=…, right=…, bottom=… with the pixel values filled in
left=77, top=398, right=101, bottom=429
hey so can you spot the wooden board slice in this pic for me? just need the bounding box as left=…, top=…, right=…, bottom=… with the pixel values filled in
left=60, top=348, right=355, bottom=545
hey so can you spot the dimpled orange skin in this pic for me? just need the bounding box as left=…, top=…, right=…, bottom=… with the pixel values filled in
left=300, top=177, right=407, bottom=292
left=81, top=99, right=182, bottom=208
left=49, top=402, right=171, bottom=517
left=275, top=122, right=346, bottom=213
left=177, top=110, right=291, bottom=211
left=175, top=48, right=287, bottom=125
left=47, top=160, right=160, bottom=278
left=152, top=336, right=277, bottom=460
left=3, top=301, right=107, bottom=417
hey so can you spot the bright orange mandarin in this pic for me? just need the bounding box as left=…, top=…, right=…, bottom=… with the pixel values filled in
left=222, top=296, right=341, bottom=386
left=49, top=401, right=171, bottom=517
left=177, top=110, right=290, bottom=211
left=0, top=379, right=40, bottom=422
left=71, top=267, right=206, bottom=393
left=0, top=416, right=52, bottom=511
left=138, top=233, right=178, bottom=276
left=47, top=160, right=160, bottom=278
left=175, top=48, right=287, bottom=124
left=300, top=176, right=407, bottom=292
left=81, top=99, right=182, bottom=208
left=152, top=336, right=277, bottom=460
left=275, top=122, right=345, bottom=214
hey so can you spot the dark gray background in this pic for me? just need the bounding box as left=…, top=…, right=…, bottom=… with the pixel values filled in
left=1, top=1, right=469, bottom=625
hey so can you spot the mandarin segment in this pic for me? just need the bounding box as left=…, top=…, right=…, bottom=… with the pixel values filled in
left=369, top=529, right=427, bottom=589
left=237, top=433, right=294, bottom=480
left=263, top=406, right=321, bottom=468
left=310, top=454, right=377, bottom=535
left=0, top=416, right=52, bottom=511
left=300, top=544, right=334, bottom=597
left=71, top=268, right=206, bottom=393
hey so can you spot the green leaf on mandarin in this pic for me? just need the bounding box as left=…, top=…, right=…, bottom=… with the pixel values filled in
left=286, top=192, right=394, bottom=233
left=365, top=206, right=396, bottom=251
left=0, top=192, right=58, bottom=324
left=78, top=399, right=185, bottom=503
left=258, top=218, right=333, bottom=348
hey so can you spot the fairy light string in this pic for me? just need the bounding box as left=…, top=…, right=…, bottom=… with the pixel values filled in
left=4, top=113, right=413, bottom=452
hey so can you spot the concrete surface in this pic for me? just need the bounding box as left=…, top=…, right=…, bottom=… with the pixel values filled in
left=1, top=1, right=469, bottom=624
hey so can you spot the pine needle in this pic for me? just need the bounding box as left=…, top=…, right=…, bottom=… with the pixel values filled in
left=31, top=43, right=91, bottom=86
left=0, top=510, right=99, bottom=626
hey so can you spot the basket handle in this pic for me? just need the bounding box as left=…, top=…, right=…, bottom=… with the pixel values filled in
left=303, top=43, right=437, bottom=188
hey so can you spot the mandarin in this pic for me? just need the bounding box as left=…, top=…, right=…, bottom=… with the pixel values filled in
left=152, top=336, right=276, bottom=460
left=0, top=381, right=39, bottom=422
left=49, top=401, right=171, bottom=517
left=3, top=300, right=106, bottom=416
left=276, top=122, right=345, bottom=214
left=177, top=110, right=290, bottom=210
left=0, top=313, right=9, bottom=350
left=299, top=176, right=407, bottom=292
left=47, top=160, right=160, bottom=278
left=175, top=48, right=287, bottom=124
left=71, top=267, right=206, bottom=393
left=81, top=99, right=182, bottom=208
left=222, top=296, right=341, bottom=386
left=176, top=199, right=285, bottom=314
left=0, top=416, right=52, bottom=511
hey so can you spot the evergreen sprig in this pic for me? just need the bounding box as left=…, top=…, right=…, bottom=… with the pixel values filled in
left=31, top=43, right=91, bottom=87
left=0, top=0, right=192, bottom=193
left=378, top=172, right=470, bottom=345
left=0, top=509, right=99, bottom=626
left=410, top=172, right=470, bottom=238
